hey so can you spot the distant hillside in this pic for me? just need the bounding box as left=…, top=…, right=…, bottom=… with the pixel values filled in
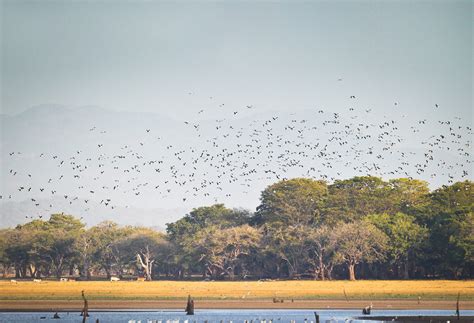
left=0, top=197, right=185, bottom=229
left=1, top=104, right=470, bottom=228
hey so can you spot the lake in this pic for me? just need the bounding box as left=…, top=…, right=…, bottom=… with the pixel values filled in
left=1, top=309, right=473, bottom=323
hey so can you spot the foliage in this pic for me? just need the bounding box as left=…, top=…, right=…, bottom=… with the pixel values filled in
left=117, top=228, right=168, bottom=280
left=365, top=212, right=428, bottom=278
left=186, top=224, right=260, bottom=279
left=305, top=225, right=334, bottom=280
left=254, top=178, right=328, bottom=226
left=262, top=225, right=311, bottom=278
left=330, top=221, right=388, bottom=280
left=323, top=176, right=394, bottom=223
left=423, top=181, right=474, bottom=277
left=0, top=178, right=472, bottom=280
left=167, top=204, right=251, bottom=239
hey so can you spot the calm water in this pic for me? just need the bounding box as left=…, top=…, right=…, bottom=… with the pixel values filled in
left=1, top=309, right=473, bottom=323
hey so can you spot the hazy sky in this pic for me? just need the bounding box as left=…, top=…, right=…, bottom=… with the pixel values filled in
left=0, top=1, right=473, bottom=226
left=1, top=0, right=472, bottom=119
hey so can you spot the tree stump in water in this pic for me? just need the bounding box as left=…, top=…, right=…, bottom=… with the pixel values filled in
left=456, top=292, right=460, bottom=320
left=185, top=294, right=194, bottom=315
left=81, top=290, right=89, bottom=322
left=313, top=312, right=320, bottom=323
left=362, top=304, right=372, bottom=315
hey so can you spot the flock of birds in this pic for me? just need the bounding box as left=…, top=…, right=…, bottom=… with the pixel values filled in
left=1, top=91, right=472, bottom=220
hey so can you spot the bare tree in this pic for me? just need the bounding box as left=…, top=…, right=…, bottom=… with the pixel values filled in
left=136, top=244, right=155, bottom=281
left=118, top=229, right=167, bottom=281
left=75, top=232, right=94, bottom=280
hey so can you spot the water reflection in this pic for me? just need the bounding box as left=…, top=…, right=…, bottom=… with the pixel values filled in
left=1, top=309, right=473, bottom=323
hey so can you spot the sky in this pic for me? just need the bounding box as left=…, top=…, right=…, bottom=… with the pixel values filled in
left=1, top=0, right=472, bottom=119
left=0, top=0, right=472, bottom=227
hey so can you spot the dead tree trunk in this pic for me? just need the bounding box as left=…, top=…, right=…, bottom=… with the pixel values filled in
left=81, top=290, right=89, bottom=323
left=456, top=292, right=460, bottom=320
left=136, top=252, right=154, bottom=281
left=185, top=294, right=194, bottom=315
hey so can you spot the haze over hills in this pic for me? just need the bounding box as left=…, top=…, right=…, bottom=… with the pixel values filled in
left=0, top=105, right=189, bottom=228
left=0, top=197, right=185, bottom=230
left=1, top=104, right=472, bottom=228
left=2, top=0, right=471, bottom=228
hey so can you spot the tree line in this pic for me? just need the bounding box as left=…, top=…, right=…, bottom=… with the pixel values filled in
left=1, top=176, right=472, bottom=281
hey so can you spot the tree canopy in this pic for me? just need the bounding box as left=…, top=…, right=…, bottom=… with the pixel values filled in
left=1, top=177, right=472, bottom=280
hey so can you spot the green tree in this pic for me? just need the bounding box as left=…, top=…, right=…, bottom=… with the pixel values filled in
left=262, top=225, right=311, bottom=279
left=306, top=225, right=334, bottom=280
left=22, top=219, right=50, bottom=278
left=187, top=224, right=261, bottom=279
left=40, top=214, right=84, bottom=279
left=5, top=219, right=50, bottom=278
left=88, top=221, right=135, bottom=279
left=330, top=221, right=388, bottom=280
left=254, top=178, right=328, bottom=226
left=167, top=204, right=250, bottom=239
left=365, top=213, right=428, bottom=279
left=388, top=178, right=430, bottom=214
left=324, top=176, right=394, bottom=223
left=74, top=229, right=95, bottom=280
left=166, top=204, right=251, bottom=278
left=424, top=181, right=473, bottom=277
left=4, top=228, right=31, bottom=278
left=0, top=229, right=11, bottom=277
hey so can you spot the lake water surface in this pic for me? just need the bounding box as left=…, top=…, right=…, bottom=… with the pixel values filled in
left=1, top=309, right=473, bottom=323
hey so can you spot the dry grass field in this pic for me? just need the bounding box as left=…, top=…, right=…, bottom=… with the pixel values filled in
left=0, top=280, right=472, bottom=301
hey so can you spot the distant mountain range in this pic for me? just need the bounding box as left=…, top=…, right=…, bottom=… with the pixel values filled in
left=0, top=104, right=192, bottom=228
left=0, top=196, right=185, bottom=229
left=1, top=104, right=470, bottom=228
left=0, top=104, right=263, bottom=228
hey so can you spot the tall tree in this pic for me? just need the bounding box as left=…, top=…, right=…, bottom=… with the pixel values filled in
left=388, top=178, right=430, bottom=214
left=89, top=221, right=133, bottom=279
left=74, top=229, right=95, bottom=280
left=365, top=213, right=428, bottom=279
left=40, top=214, right=84, bottom=279
left=330, top=221, right=388, bottom=280
left=167, top=204, right=250, bottom=239
left=118, top=228, right=167, bottom=281
left=10, top=220, right=48, bottom=278
left=324, top=176, right=394, bottom=223
left=254, top=178, right=328, bottom=226
left=3, top=227, right=33, bottom=278
left=167, top=204, right=251, bottom=278
left=306, top=225, right=334, bottom=280
left=187, top=225, right=261, bottom=279
left=263, top=225, right=310, bottom=279
left=0, top=229, right=11, bottom=278
left=424, top=181, right=473, bottom=277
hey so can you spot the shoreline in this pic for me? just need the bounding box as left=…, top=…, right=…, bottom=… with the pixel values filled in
left=1, top=299, right=473, bottom=311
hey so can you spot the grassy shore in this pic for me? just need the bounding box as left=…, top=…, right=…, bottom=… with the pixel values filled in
left=0, top=280, right=472, bottom=301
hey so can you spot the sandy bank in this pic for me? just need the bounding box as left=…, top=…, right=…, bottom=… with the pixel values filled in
left=1, top=299, right=473, bottom=312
